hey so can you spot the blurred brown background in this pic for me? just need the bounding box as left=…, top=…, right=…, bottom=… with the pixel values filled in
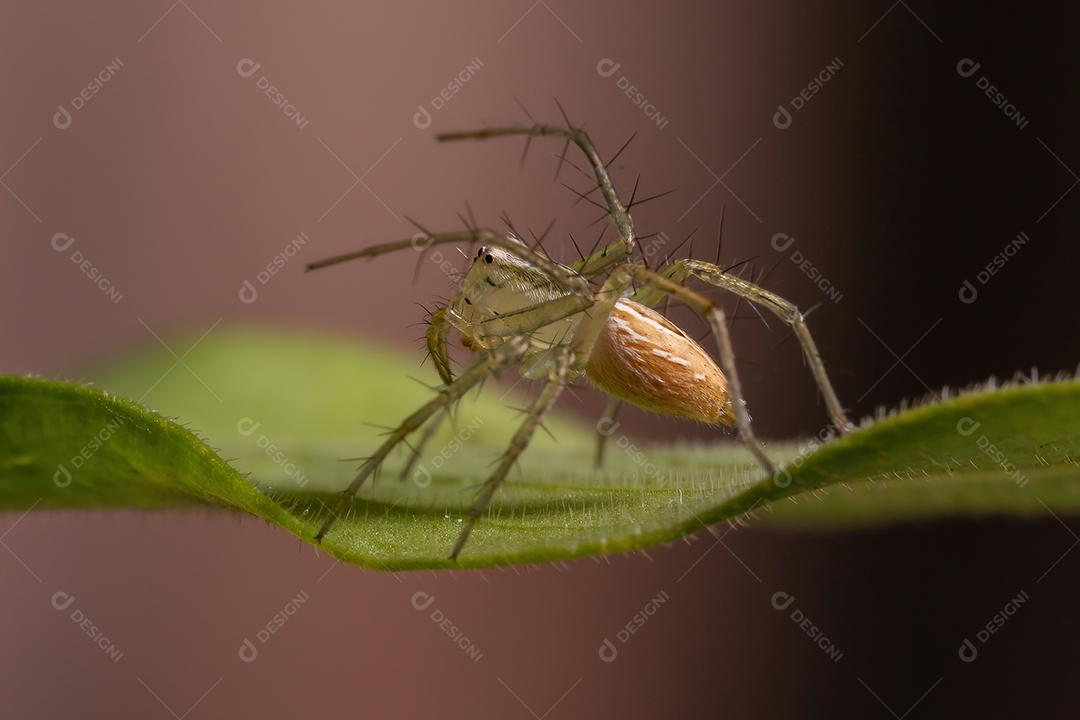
left=2, top=1, right=1079, bottom=718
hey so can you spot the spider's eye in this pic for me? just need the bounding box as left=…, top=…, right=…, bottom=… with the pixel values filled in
left=484, top=254, right=494, bottom=264
left=464, top=297, right=472, bottom=305
left=476, top=247, right=485, bottom=261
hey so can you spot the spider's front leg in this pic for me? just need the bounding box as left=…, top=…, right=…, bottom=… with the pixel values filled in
left=399, top=290, right=591, bottom=485
left=314, top=336, right=530, bottom=544
left=437, top=118, right=638, bottom=278
left=307, top=229, right=590, bottom=297
left=450, top=347, right=572, bottom=560
left=639, top=258, right=854, bottom=435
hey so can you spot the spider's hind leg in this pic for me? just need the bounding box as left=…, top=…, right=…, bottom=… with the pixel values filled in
left=642, top=258, right=853, bottom=435
left=574, top=264, right=778, bottom=478
left=631, top=265, right=778, bottom=476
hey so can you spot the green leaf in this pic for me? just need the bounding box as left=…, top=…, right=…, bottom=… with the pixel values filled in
left=1, top=330, right=1078, bottom=570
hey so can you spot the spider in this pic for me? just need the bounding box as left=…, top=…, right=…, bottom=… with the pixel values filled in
left=307, top=112, right=853, bottom=560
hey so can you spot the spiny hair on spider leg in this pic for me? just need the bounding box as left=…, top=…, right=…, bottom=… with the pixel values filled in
left=561, top=179, right=607, bottom=211
left=661, top=227, right=698, bottom=266
left=499, top=211, right=524, bottom=240
left=528, top=218, right=557, bottom=257
left=714, top=207, right=726, bottom=265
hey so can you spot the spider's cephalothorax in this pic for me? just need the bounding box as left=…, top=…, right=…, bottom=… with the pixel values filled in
left=450, top=242, right=571, bottom=352
left=307, top=113, right=853, bottom=560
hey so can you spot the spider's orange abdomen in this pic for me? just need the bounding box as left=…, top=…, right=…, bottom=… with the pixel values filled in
left=585, top=299, right=735, bottom=425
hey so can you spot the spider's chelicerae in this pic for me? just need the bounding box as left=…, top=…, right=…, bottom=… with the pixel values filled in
left=308, top=115, right=853, bottom=560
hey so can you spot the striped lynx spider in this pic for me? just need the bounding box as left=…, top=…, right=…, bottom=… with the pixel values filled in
left=308, top=109, right=852, bottom=560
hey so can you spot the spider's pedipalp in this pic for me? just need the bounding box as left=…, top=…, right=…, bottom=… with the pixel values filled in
left=426, top=305, right=454, bottom=384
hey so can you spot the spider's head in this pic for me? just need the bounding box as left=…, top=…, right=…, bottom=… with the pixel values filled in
left=448, top=239, right=570, bottom=349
